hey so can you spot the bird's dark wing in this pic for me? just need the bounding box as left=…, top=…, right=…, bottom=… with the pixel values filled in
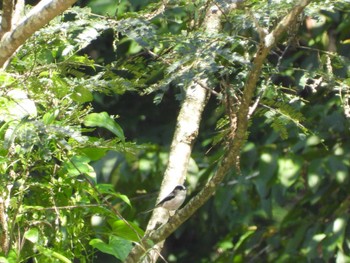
left=156, top=193, right=175, bottom=207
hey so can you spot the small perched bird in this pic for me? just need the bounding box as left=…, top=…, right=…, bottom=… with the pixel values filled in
left=142, top=185, right=187, bottom=214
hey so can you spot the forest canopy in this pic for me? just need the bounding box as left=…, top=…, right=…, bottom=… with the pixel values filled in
left=0, top=0, right=350, bottom=262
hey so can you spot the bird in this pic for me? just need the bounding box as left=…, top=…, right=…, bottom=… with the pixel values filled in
left=142, top=185, right=187, bottom=214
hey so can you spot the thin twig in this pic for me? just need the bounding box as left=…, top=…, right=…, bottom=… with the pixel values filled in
left=194, top=78, right=222, bottom=97
left=23, top=204, right=107, bottom=211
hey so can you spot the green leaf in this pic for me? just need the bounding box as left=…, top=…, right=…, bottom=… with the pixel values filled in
left=84, top=112, right=125, bottom=141
left=36, top=246, right=72, bottom=263
left=89, top=236, right=132, bottom=261
left=65, top=155, right=96, bottom=181
left=327, top=156, right=348, bottom=184
left=0, top=72, right=15, bottom=85
left=95, top=183, right=118, bottom=195
left=24, top=228, right=39, bottom=243
left=233, top=228, right=256, bottom=252
left=96, top=184, right=131, bottom=206
left=112, top=220, right=144, bottom=241
left=3, top=250, right=17, bottom=263
left=78, top=147, right=110, bottom=161
left=322, top=216, right=348, bottom=260
left=52, top=74, right=70, bottom=98
left=256, top=151, right=278, bottom=198
left=278, top=156, right=302, bottom=188
left=42, top=111, right=56, bottom=125
left=307, top=159, right=324, bottom=193
left=116, top=193, right=132, bottom=207
left=71, top=85, right=93, bottom=103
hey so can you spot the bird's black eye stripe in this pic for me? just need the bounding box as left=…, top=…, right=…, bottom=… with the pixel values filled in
left=174, top=185, right=186, bottom=190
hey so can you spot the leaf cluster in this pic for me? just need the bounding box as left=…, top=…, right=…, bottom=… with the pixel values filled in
left=1, top=0, right=350, bottom=262
left=98, top=0, right=350, bottom=262
left=0, top=6, right=142, bottom=262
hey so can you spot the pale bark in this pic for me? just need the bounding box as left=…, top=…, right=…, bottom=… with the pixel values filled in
left=12, top=0, right=25, bottom=28
left=142, top=80, right=208, bottom=263
left=125, top=0, right=312, bottom=262
left=0, top=0, right=78, bottom=68
left=126, top=2, right=238, bottom=263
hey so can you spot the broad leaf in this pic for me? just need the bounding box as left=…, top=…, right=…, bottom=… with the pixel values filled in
left=112, top=220, right=144, bottom=241
left=89, top=236, right=132, bottom=261
left=84, top=112, right=125, bottom=141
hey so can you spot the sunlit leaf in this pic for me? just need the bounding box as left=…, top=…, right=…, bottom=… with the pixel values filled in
left=71, top=85, right=93, bottom=103
left=84, top=112, right=125, bottom=141
left=36, top=246, right=72, bottom=263
left=24, top=228, right=39, bottom=243
left=278, top=156, right=302, bottom=188
left=89, top=236, right=132, bottom=261
left=112, top=220, right=144, bottom=241
left=95, top=184, right=131, bottom=206
left=307, top=159, right=325, bottom=193
left=65, top=155, right=96, bottom=181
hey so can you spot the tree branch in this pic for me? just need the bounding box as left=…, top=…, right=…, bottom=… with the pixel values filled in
left=12, top=0, right=25, bottom=28
left=125, top=0, right=312, bottom=262
left=125, top=2, right=238, bottom=262
left=0, top=0, right=78, bottom=69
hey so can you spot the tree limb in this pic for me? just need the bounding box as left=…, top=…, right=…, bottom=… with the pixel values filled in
left=12, top=0, right=25, bottom=28
left=0, top=0, right=78, bottom=69
left=126, top=2, right=238, bottom=263
left=125, top=0, right=312, bottom=262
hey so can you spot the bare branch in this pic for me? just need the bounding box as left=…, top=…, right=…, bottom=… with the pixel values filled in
left=0, top=0, right=78, bottom=69
left=194, top=78, right=222, bottom=97
left=23, top=204, right=107, bottom=211
left=125, top=0, right=313, bottom=261
left=125, top=2, right=237, bottom=262
left=142, top=0, right=168, bottom=20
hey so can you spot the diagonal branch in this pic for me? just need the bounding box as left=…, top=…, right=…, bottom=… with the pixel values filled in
left=125, top=0, right=312, bottom=261
left=0, top=0, right=78, bottom=69
left=126, top=2, right=239, bottom=263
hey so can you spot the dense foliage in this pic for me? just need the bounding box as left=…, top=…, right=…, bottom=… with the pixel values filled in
left=1, top=0, right=350, bottom=262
